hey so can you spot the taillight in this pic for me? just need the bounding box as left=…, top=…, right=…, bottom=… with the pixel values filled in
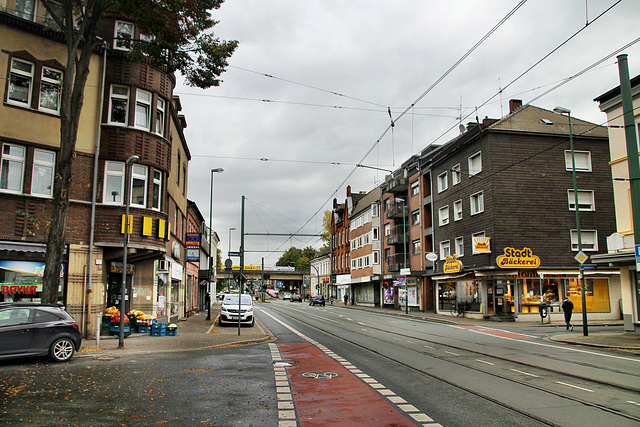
left=71, top=321, right=80, bottom=330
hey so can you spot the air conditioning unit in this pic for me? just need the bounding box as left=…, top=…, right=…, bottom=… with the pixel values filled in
left=158, top=260, right=169, bottom=271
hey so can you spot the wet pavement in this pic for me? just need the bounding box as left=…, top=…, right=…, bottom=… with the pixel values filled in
left=79, top=301, right=640, bottom=357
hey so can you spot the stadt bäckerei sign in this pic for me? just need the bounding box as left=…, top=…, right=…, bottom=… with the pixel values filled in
left=496, top=247, right=540, bottom=269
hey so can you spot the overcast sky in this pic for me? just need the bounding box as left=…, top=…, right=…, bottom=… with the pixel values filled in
left=176, top=0, right=640, bottom=268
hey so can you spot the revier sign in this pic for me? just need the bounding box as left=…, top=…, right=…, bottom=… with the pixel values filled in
left=496, top=247, right=541, bottom=268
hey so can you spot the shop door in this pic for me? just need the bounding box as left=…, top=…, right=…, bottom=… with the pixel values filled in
left=107, top=274, right=132, bottom=312
left=493, top=280, right=515, bottom=316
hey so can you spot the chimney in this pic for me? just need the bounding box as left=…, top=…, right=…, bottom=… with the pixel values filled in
left=346, top=185, right=352, bottom=197
left=509, top=99, right=523, bottom=113
left=482, top=116, right=499, bottom=128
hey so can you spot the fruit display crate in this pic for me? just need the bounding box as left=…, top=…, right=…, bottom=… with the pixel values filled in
left=151, top=323, right=166, bottom=337
left=109, top=325, right=131, bottom=337
left=137, top=324, right=151, bottom=334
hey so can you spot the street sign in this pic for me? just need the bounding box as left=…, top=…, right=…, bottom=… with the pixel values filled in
left=574, top=251, right=589, bottom=264
left=400, top=268, right=410, bottom=276
left=229, top=252, right=240, bottom=257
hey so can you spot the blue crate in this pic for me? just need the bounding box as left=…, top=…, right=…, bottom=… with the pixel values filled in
left=137, top=324, right=150, bottom=334
left=151, top=329, right=166, bottom=337
left=166, top=329, right=177, bottom=336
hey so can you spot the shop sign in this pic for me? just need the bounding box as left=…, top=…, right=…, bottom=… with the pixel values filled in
left=186, top=248, right=199, bottom=262
left=473, top=236, right=491, bottom=254
left=185, top=232, right=200, bottom=246
left=0, top=260, right=65, bottom=278
left=110, top=262, right=135, bottom=274
left=1, top=284, right=38, bottom=294
left=443, top=255, right=463, bottom=274
left=496, top=247, right=540, bottom=268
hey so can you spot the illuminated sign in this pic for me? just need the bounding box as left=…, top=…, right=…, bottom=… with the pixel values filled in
left=496, top=247, right=540, bottom=269
left=185, top=232, right=200, bottom=246
left=473, top=236, right=491, bottom=253
left=443, top=255, right=463, bottom=274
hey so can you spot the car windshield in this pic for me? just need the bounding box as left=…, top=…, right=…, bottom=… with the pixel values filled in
left=223, top=295, right=252, bottom=306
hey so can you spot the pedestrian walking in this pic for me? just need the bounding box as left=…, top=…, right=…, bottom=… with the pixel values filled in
left=561, top=296, right=574, bottom=331
left=350, top=295, right=354, bottom=306
left=343, top=294, right=348, bottom=305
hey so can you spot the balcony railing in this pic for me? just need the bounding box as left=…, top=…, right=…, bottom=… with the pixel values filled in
left=386, top=203, right=408, bottom=219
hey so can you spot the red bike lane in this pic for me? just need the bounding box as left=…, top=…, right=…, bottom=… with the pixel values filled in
left=278, top=342, right=421, bottom=426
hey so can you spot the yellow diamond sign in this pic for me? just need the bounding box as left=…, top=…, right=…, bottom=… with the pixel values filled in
left=575, top=251, right=589, bottom=264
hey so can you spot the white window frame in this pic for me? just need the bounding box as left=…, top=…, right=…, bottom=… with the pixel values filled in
left=570, top=230, right=598, bottom=251
left=108, top=85, right=129, bottom=125
left=384, top=223, right=391, bottom=237
left=412, top=209, right=420, bottom=226
left=155, top=97, right=165, bottom=136
left=565, top=150, right=592, bottom=172
left=0, top=143, right=26, bottom=194
left=130, top=164, right=148, bottom=208
left=371, top=203, right=378, bottom=217
left=453, top=199, right=463, bottom=221
left=470, top=191, right=484, bottom=215
left=567, top=189, right=595, bottom=211
left=411, top=180, right=419, bottom=196
left=39, top=66, right=63, bottom=114
left=437, top=171, right=448, bottom=193
left=15, top=0, right=37, bottom=21
left=439, top=240, right=451, bottom=260
left=135, top=89, right=152, bottom=131
left=372, top=227, right=379, bottom=240
left=114, top=21, right=134, bottom=51
left=373, top=250, right=379, bottom=264
left=103, top=161, right=124, bottom=205
left=439, top=206, right=449, bottom=226
left=472, top=231, right=486, bottom=255
left=455, top=236, right=464, bottom=257
left=31, top=149, right=55, bottom=197
left=7, top=58, right=34, bottom=108
left=468, top=151, right=482, bottom=176
left=152, top=169, right=162, bottom=211
left=413, top=239, right=421, bottom=255
left=452, top=163, right=462, bottom=185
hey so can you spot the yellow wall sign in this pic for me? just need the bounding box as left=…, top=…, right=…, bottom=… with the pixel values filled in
left=496, top=247, right=540, bottom=269
left=443, top=255, right=463, bottom=274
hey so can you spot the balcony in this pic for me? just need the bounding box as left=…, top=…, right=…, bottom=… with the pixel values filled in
left=386, top=203, right=408, bottom=220
left=387, top=225, right=408, bottom=246
left=386, top=253, right=407, bottom=272
left=386, top=177, right=408, bottom=194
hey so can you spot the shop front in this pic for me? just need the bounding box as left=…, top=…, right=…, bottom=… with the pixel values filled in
left=106, top=262, right=134, bottom=312
left=0, top=260, right=66, bottom=303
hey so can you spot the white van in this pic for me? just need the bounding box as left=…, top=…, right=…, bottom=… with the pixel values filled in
left=219, top=294, right=254, bottom=327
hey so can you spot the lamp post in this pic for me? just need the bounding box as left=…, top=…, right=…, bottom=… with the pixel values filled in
left=207, top=168, right=224, bottom=320
left=396, top=197, right=408, bottom=314
left=554, top=107, right=588, bottom=336
left=119, top=154, right=139, bottom=349
left=228, top=227, right=236, bottom=292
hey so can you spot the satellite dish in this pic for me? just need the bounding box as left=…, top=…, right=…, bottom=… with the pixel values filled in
left=425, top=252, right=438, bottom=262
left=459, top=124, right=466, bottom=134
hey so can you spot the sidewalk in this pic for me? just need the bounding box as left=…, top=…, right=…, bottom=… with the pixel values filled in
left=79, top=301, right=640, bottom=357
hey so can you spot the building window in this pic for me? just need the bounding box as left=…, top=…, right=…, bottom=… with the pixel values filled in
left=114, top=21, right=134, bottom=50
left=155, top=98, right=165, bottom=136
left=130, top=164, right=148, bottom=207
left=103, top=161, right=124, bottom=204
left=152, top=170, right=162, bottom=211
left=108, top=85, right=129, bottom=125
left=176, top=153, right=181, bottom=184
left=371, top=202, right=378, bottom=217
left=470, top=191, right=484, bottom=215
left=570, top=230, right=598, bottom=251
left=8, top=58, right=34, bottom=107
left=384, top=248, right=391, bottom=263
left=373, top=250, right=379, bottom=264
left=439, top=241, right=451, bottom=260
left=565, top=150, right=592, bottom=172
left=0, top=144, right=25, bottom=193
left=135, top=89, right=152, bottom=131
left=384, top=223, right=391, bottom=236
left=182, top=166, right=186, bottom=194
left=437, top=171, right=448, bottom=193
left=468, top=151, right=482, bottom=176
left=413, top=239, right=421, bottom=254
left=372, top=227, right=379, bottom=240
left=472, top=231, right=486, bottom=254
left=31, top=149, right=55, bottom=197
left=568, top=189, right=595, bottom=211
left=455, top=236, right=464, bottom=257
left=15, top=0, right=36, bottom=21
left=39, top=67, right=63, bottom=114
left=439, top=206, right=449, bottom=226
left=453, top=200, right=463, bottom=221
left=452, top=163, right=461, bottom=185
left=411, top=181, right=419, bottom=196
left=384, top=198, right=391, bottom=211
left=412, top=210, right=420, bottom=225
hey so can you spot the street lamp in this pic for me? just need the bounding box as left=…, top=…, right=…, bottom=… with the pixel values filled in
left=119, top=154, right=139, bottom=349
left=553, top=106, right=588, bottom=336
left=228, top=227, right=236, bottom=291
left=208, top=168, right=224, bottom=320
left=396, top=197, right=408, bottom=314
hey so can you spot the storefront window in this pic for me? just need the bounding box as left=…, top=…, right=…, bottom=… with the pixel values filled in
left=171, top=279, right=179, bottom=316
left=0, top=260, right=64, bottom=303
left=156, top=273, right=167, bottom=317
left=565, top=278, right=610, bottom=312
left=459, top=280, right=481, bottom=311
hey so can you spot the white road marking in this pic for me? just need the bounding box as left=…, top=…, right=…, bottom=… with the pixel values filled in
left=445, top=351, right=460, bottom=356
left=555, top=381, right=594, bottom=392
left=475, top=359, right=494, bottom=366
left=510, top=369, right=539, bottom=378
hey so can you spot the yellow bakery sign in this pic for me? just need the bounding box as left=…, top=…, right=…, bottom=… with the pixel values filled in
left=496, top=247, right=540, bottom=269
left=443, top=255, right=463, bottom=273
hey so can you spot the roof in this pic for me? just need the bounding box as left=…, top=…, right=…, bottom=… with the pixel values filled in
left=351, top=187, right=382, bottom=218
left=487, top=104, right=609, bottom=138
left=594, top=73, right=640, bottom=104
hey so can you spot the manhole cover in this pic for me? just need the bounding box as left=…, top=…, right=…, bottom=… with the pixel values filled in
left=300, top=372, right=343, bottom=379
left=272, top=360, right=300, bottom=367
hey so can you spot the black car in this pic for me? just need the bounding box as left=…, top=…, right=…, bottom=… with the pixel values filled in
left=309, top=295, right=325, bottom=306
left=0, top=303, right=83, bottom=362
left=290, top=294, right=303, bottom=302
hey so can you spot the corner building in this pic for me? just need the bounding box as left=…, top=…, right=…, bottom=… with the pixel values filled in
left=0, top=4, right=194, bottom=335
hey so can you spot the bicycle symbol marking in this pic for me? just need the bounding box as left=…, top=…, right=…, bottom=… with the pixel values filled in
left=300, top=372, right=343, bottom=379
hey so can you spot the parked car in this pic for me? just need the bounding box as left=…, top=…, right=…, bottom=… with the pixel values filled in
left=309, top=295, right=326, bottom=306
left=0, top=303, right=82, bottom=362
left=291, top=294, right=303, bottom=302
left=219, top=294, right=254, bottom=327
left=283, top=293, right=292, bottom=301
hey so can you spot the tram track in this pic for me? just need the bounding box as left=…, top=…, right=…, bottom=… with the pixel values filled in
left=262, top=303, right=640, bottom=425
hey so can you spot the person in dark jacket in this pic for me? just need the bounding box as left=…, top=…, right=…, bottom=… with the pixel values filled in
left=561, top=297, right=574, bottom=331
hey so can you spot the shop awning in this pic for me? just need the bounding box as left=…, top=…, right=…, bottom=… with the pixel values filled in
left=0, top=241, right=46, bottom=253
left=431, top=272, right=475, bottom=281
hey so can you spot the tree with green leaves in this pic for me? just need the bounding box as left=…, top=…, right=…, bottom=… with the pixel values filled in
left=321, top=210, right=332, bottom=249
left=276, top=247, right=318, bottom=270
left=39, top=0, right=237, bottom=303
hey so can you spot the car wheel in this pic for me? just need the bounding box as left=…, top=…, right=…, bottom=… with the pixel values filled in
left=50, top=337, right=75, bottom=362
